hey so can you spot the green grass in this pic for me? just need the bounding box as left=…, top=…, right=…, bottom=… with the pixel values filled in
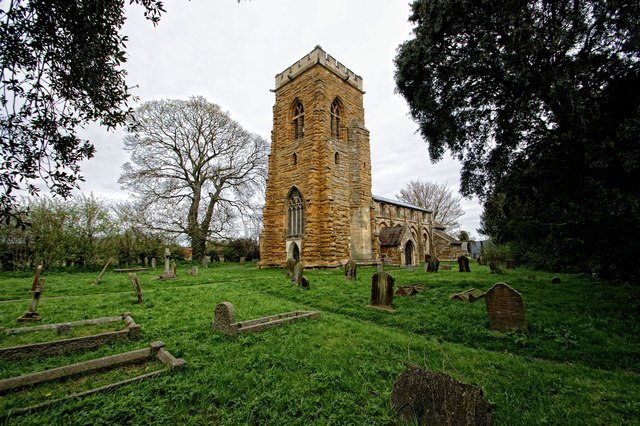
left=0, top=262, right=639, bottom=425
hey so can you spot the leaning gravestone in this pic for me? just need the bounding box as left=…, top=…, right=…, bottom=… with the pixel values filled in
left=30, top=265, right=43, bottom=292
left=18, top=279, right=46, bottom=321
left=391, top=367, right=493, bottom=426
left=344, top=259, right=357, bottom=280
left=286, top=257, right=297, bottom=279
left=94, top=258, right=112, bottom=285
left=129, top=273, right=143, bottom=304
left=368, top=271, right=395, bottom=312
left=484, top=282, right=528, bottom=332
left=458, top=255, right=471, bottom=272
left=292, top=262, right=304, bottom=285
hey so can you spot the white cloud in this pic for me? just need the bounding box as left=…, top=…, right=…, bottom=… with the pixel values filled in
left=72, top=0, right=482, bottom=233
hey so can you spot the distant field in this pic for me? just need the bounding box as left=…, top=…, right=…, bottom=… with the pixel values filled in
left=1, top=262, right=638, bottom=425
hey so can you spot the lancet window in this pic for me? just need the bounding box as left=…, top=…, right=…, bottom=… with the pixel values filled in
left=287, top=188, right=304, bottom=236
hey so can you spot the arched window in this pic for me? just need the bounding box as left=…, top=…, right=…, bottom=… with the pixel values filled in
left=287, top=188, right=304, bottom=236
left=330, top=98, right=342, bottom=139
left=293, top=100, right=304, bottom=139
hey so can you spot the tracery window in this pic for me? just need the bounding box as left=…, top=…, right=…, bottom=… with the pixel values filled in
left=330, top=98, right=341, bottom=139
left=293, top=100, right=304, bottom=139
left=287, top=188, right=304, bottom=236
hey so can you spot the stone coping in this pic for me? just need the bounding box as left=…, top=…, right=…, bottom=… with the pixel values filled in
left=212, top=302, right=320, bottom=336
left=113, top=267, right=149, bottom=273
left=0, top=313, right=141, bottom=361
left=0, top=341, right=185, bottom=418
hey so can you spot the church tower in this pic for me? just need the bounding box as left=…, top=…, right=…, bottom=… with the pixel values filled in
left=259, top=46, right=377, bottom=268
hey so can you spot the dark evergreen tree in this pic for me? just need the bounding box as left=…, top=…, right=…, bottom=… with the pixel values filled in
left=395, top=0, right=640, bottom=279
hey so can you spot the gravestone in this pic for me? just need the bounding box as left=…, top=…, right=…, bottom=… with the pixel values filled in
left=407, top=264, right=414, bottom=272
left=239, top=257, right=246, bottom=265
left=377, top=263, right=384, bottom=272
left=129, top=273, right=143, bottom=304
left=159, top=248, right=175, bottom=280
left=18, top=279, right=45, bottom=321
left=286, top=257, right=297, bottom=279
left=94, top=258, right=112, bottom=285
left=368, top=271, right=395, bottom=312
left=292, top=262, right=304, bottom=285
left=300, top=276, right=310, bottom=289
left=484, top=283, right=527, bottom=332
left=219, top=255, right=225, bottom=262
left=344, top=259, right=357, bottom=280
left=190, top=266, right=198, bottom=276
left=144, top=257, right=149, bottom=268
left=458, top=255, right=471, bottom=272
left=391, top=367, right=493, bottom=426
left=426, top=256, right=439, bottom=273
left=30, top=265, right=43, bottom=292
left=202, top=256, right=210, bottom=268
left=151, top=257, right=157, bottom=271
left=212, top=302, right=236, bottom=335
left=171, top=261, right=177, bottom=276
left=551, top=277, right=561, bottom=284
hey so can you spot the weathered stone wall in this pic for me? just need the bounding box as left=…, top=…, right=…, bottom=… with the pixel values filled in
left=433, top=235, right=464, bottom=261
left=260, top=47, right=375, bottom=268
left=373, top=199, right=432, bottom=266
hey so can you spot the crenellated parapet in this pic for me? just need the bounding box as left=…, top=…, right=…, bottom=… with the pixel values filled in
left=275, top=45, right=364, bottom=92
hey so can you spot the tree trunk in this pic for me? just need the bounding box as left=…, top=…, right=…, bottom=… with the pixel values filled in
left=191, top=232, right=206, bottom=262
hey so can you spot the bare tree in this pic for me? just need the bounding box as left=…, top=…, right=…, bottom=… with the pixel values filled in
left=119, top=97, right=269, bottom=261
left=396, top=179, right=465, bottom=232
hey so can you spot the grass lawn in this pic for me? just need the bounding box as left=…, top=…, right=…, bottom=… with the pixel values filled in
left=0, top=262, right=639, bottom=425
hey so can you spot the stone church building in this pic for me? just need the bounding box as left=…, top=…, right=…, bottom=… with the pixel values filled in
left=259, top=47, right=462, bottom=268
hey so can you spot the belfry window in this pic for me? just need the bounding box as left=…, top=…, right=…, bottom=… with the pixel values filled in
left=293, top=101, right=305, bottom=139
left=287, top=188, right=304, bottom=236
left=330, top=99, right=341, bottom=139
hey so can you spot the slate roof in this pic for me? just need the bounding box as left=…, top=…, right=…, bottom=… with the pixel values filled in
left=372, top=195, right=432, bottom=213
left=434, top=229, right=462, bottom=245
left=379, top=226, right=405, bottom=246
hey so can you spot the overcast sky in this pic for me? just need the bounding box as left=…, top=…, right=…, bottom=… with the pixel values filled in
left=75, top=0, right=483, bottom=237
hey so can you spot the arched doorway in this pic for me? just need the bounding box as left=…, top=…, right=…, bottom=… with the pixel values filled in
left=291, top=242, right=300, bottom=262
left=405, top=241, right=414, bottom=265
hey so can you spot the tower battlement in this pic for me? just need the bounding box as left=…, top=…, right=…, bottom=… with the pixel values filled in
left=274, top=46, right=363, bottom=92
